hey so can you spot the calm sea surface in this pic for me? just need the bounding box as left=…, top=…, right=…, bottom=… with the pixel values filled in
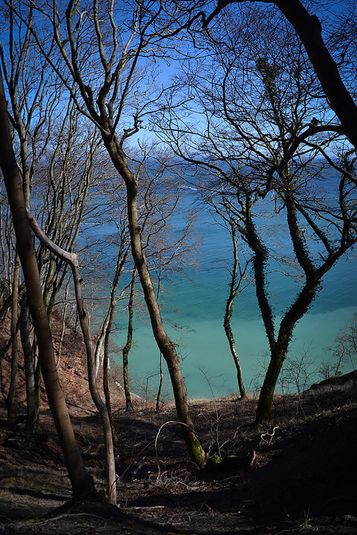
left=95, top=186, right=356, bottom=399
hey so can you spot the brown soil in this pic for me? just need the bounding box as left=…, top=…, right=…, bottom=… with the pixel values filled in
left=0, top=316, right=357, bottom=534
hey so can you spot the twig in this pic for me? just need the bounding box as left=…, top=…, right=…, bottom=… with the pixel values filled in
left=260, top=425, right=280, bottom=445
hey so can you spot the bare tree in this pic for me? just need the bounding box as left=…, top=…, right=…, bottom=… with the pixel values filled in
left=320, top=314, right=357, bottom=378
left=209, top=196, right=252, bottom=400
left=0, top=65, right=94, bottom=500
left=199, top=0, right=357, bottom=147
left=20, top=0, right=206, bottom=466
left=120, top=153, right=198, bottom=412
left=0, top=6, right=102, bottom=436
left=158, top=10, right=356, bottom=422
left=27, top=211, right=118, bottom=504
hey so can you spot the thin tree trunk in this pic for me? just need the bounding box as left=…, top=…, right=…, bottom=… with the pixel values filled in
left=0, top=68, right=93, bottom=499
left=97, top=242, right=129, bottom=447
left=122, top=268, right=136, bottom=412
left=156, top=352, right=163, bottom=412
left=95, top=243, right=128, bottom=376
left=101, top=248, right=128, bottom=446
left=70, top=261, right=117, bottom=504
left=20, top=294, right=39, bottom=437
left=125, top=181, right=206, bottom=466
left=26, top=213, right=117, bottom=504
left=0, top=339, right=11, bottom=397
left=7, top=252, right=20, bottom=420
left=57, top=284, right=69, bottom=366
left=155, top=273, right=164, bottom=412
left=224, top=225, right=246, bottom=400
left=101, top=133, right=205, bottom=465
left=103, top=314, right=117, bottom=448
left=0, top=282, right=25, bottom=324
left=224, top=315, right=246, bottom=400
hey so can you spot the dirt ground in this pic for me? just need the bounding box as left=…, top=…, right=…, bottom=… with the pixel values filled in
left=0, top=317, right=357, bottom=534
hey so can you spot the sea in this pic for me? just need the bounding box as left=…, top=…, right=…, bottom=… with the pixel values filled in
left=88, top=181, right=357, bottom=400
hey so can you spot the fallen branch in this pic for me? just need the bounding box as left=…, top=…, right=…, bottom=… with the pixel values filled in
left=154, top=420, right=202, bottom=481
left=260, top=426, right=280, bottom=445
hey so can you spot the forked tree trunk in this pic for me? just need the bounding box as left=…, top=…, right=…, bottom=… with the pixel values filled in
left=255, top=277, right=321, bottom=424
left=0, top=68, right=93, bottom=499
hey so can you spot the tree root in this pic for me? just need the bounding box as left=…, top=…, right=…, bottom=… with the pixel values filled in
left=5, top=495, right=261, bottom=534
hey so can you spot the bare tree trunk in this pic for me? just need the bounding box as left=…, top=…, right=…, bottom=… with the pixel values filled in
left=7, top=252, right=20, bottom=420
left=57, top=284, right=69, bottom=366
left=0, top=339, right=11, bottom=397
left=224, top=225, right=246, bottom=400
left=122, top=268, right=136, bottom=412
left=156, top=352, right=164, bottom=412
left=103, top=316, right=117, bottom=448
left=155, top=273, right=164, bottom=412
left=255, top=278, right=320, bottom=424
left=95, top=238, right=128, bottom=378
left=26, top=213, right=117, bottom=504
left=125, top=181, right=206, bottom=466
left=20, top=294, right=39, bottom=437
left=0, top=67, right=93, bottom=500
left=256, top=345, right=285, bottom=423
left=97, top=241, right=129, bottom=447
left=70, top=262, right=117, bottom=504
left=224, top=314, right=246, bottom=400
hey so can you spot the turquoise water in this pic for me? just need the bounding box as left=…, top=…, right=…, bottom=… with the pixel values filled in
left=106, top=188, right=357, bottom=400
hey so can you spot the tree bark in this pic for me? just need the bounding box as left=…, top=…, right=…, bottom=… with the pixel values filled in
left=7, top=252, right=20, bottom=421
left=27, top=212, right=117, bottom=504
left=255, top=279, right=320, bottom=424
left=122, top=268, right=136, bottom=412
left=0, top=67, right=93, bottom=500
left=156, top=352, right=164, bottom=412
left=224, top=224, right=246, bottom=400
left=255, top=345, right=285, bottom=423
left=71, top=261, right=117, bottom=504
left=101, top=135, right=206, bottom=467
left=125, top=180, right=206, bottom=466
left=20, top=294, right=39, bottom=438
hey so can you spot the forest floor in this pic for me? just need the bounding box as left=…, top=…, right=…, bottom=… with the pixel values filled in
left=0, top=317, right=357, bottom=534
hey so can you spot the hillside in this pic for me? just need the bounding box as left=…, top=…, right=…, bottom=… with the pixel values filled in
left=0, top=318, right=357, bottom=534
